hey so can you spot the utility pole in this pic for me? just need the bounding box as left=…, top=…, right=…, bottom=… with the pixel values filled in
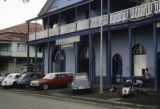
left=99, top=0, right=104, bottom=94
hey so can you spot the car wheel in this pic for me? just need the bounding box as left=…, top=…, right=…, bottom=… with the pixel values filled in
left=13, top=82, right=17, bottom=88
left=42, top=84, right=48, bottom=90
left=67, top=83, right=72, bottom=88
left=25, top=84, right=30, bottom=88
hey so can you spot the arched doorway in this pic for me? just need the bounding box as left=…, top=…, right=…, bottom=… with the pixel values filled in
left=133, top=44, right=146, bottom=76
left=80, top=47, right=89, bottom=74
left=112, top=54, right=122, bottom=84
left=52, top=48, right=65, bottom=72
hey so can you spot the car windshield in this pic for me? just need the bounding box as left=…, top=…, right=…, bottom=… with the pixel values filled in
left=5, top=75, right=13, bottom=79
left=43, top=73, right=55, bottom=79
left=19, top=73, right=27, bottom=79
left=75, top=73, right=88, bottom=80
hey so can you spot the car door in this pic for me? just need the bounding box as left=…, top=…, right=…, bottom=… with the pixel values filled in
left=59, top=74, right=71, bottom=86
left=49, top=74, right=59, bottom=86
left=53, top=74, right=65, bottom=86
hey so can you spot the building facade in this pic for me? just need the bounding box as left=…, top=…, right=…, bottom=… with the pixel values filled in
left=0, top=23, right=42, bottom=74
left=28, top=0, right=160, bottom=90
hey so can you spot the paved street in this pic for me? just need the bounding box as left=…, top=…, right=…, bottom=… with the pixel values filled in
left=0, top=89, right=119, bottom=109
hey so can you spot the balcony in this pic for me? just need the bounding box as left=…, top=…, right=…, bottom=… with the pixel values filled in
left=0, top=51, right=12, bottom=57
left=29, top=0, right=160, bottom=41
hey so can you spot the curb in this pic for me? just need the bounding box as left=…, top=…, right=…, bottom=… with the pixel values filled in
left=53, top=93, right=160, bottom=109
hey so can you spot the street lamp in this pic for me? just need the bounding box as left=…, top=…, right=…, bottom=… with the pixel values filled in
left=99, top=0, right=104, bottom=94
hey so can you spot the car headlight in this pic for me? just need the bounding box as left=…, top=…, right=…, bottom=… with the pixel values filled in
left=30, top=81, right=39, bottom=86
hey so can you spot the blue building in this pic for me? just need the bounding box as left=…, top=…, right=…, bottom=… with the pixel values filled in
left=27, top=0, right=160, bottom=90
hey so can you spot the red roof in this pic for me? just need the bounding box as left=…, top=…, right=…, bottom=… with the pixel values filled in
left=0, top=23, right=42, bottom=41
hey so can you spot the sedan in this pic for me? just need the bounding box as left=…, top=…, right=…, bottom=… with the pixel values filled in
left=2, top=73, right=20, bottom=88
left=17, top=72, right=42, bottom=88
left=30, top=72, right=73, bottom=90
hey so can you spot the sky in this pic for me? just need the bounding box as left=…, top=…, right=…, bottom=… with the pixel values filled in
left=0, top=0, right=47, bottom=29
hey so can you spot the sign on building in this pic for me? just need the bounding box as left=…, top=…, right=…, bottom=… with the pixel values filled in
left=56, top=36, right=80, bottom=49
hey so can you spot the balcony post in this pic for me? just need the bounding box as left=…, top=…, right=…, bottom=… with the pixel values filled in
left=48, top=42, right=50, bottom=73
left=13, top=58, right=17, bottom=73
left=35, top=20, right=37, bottom=40
left=107, top=0, right=111, bottom=14
left=58, top=45, right=62, bottom=72
left=47, top=16, right=50, bottom=37
left=128, top=26, right=133, bottom=79
left=42, top=47, right=45, bottom=76
left=35, top=45, right=38, bottom=73
left=89, top=34, right=93, bottom=84
left=58, top=13, right=61, bottom=35
left=106, top=0, right=112, bottom=85
left=75, top=7, right=78, bottom=31
left=153, top=21, right=158, bottom=91
left=107, top=30, right=112, bottom=85
left=27, top=22, right=30, bottom=72
left=89, top=1, right=91, bottom=27
left=27, top=45, right=30, bottom=71
left=75, top=42, right=79, bottom=73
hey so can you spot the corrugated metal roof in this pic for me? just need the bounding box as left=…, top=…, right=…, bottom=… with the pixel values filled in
left=0, top=23, right=42, bottom=41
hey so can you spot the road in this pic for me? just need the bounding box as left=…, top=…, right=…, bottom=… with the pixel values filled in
left=0, top=89, right=118, bottom=109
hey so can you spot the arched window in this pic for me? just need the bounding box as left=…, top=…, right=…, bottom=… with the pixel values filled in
left=112, top=54, right=122, bottom=74
left=51, top=48, right=66, bottom=72
left=80, top=47, right=89, bottom=59
left=112, top=54, right=122, bottom=83
left=133, top=44, right=146, bottom=55
left=54, top=50, right=65, bottom=61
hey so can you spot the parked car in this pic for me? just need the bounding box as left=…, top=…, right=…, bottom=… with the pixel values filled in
left=0, top=73, right=9, bottom=85
left=1, top=73, right=20, bottom=88
left=30, top=72, right=73, bottom=90
left=71, top=73, right=91, bottom=93
left=0, top=76, right=4, bottom=85
left=17, top=72, right=42, bottom=88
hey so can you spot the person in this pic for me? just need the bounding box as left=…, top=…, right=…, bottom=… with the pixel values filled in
left=144, top=68, right=151, bottom=84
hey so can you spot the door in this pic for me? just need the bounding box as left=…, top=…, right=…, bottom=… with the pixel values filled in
left=133, top=44, right=146, bottom=76
left=112, top=54, right=122, bottom=83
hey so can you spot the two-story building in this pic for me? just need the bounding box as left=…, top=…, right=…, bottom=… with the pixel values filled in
left=27, top=0, right=160, bottom=90
left=0, top=23, right=42, bottom=74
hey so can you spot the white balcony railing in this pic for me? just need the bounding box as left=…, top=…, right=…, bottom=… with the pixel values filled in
left=36, top=30, right=48, bottom=39
left=110, top=9, right=129, bottom=24
left=90, top=16, right=102, bottom=28
left=60, top=23, right=76, bottom=34
left=49, top=27, right=59, bottom=36
left=29, top=33, right=36, bottom=41
left=77, top=19, right=89, bottom=30
left=0, top=51, right=12, bottom=56
left=29, top=0, right=160, bottom=41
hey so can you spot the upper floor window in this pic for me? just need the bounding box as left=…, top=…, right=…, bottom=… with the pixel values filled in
left=0, top=44, right=11, bottom=51
left=38, top=47, right=43, bottom=53
left=17, top=43, right=26, bottom=52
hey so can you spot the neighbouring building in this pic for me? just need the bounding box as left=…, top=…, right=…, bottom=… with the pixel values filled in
left=27, top=0, right=160, bottom=90
left=0, top=23, right=42, bottom=74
